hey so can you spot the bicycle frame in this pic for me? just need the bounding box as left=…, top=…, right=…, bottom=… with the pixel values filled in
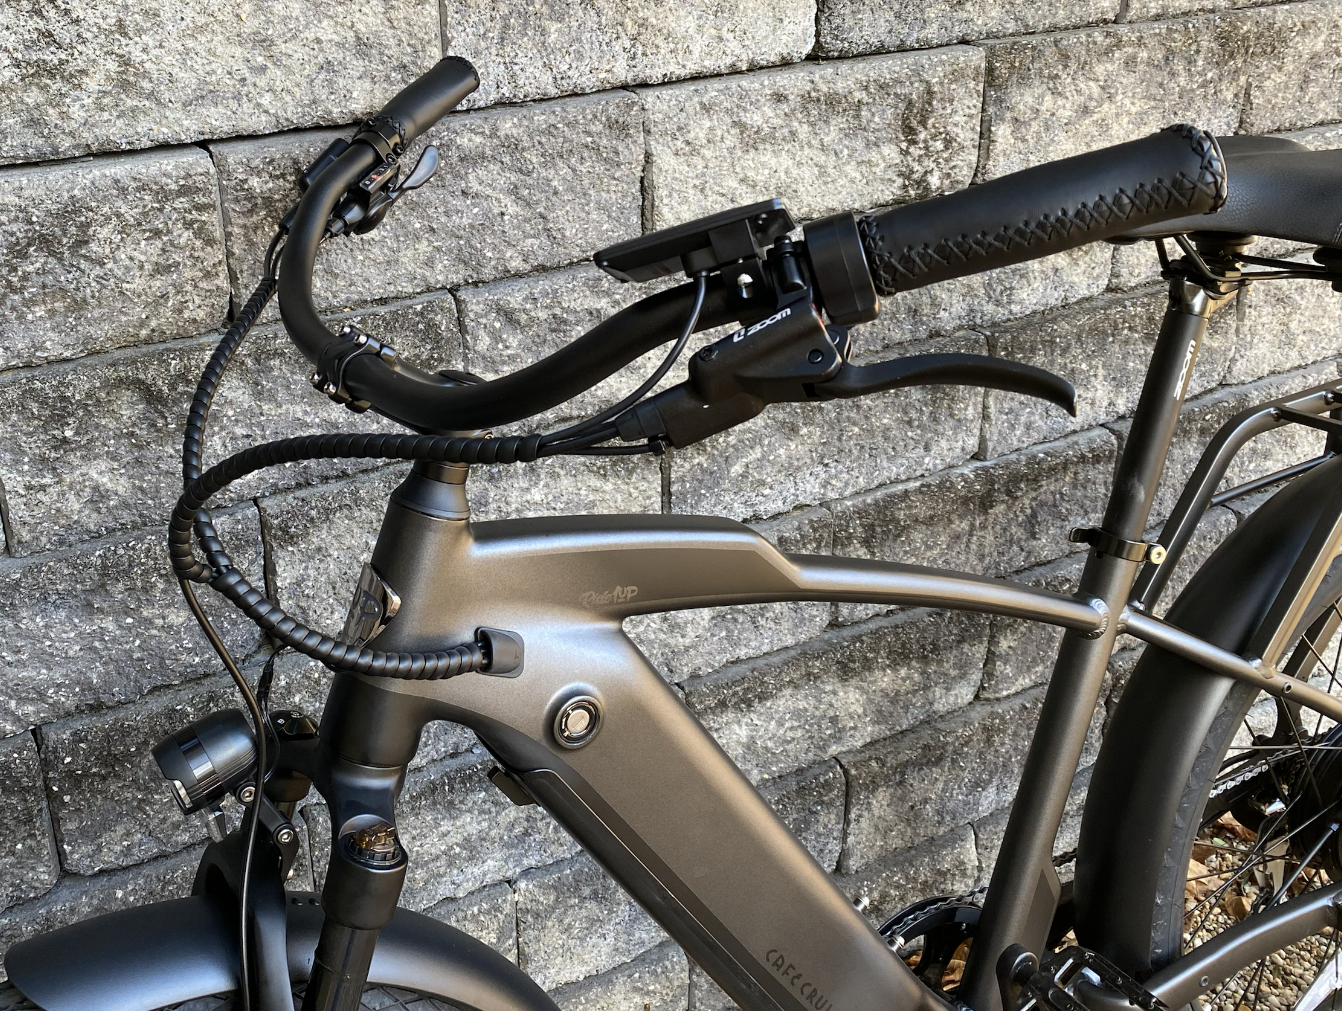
left=276, top=273, right=1342, bottom=1011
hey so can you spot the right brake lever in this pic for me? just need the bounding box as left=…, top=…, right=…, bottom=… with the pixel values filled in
left=812, top=353, right=1077, bottom=416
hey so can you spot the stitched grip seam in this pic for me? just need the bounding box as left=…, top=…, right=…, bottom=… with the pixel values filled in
left=858, top=125, right=1227, bottom=296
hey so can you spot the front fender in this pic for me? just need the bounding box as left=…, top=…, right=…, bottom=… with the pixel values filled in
left=4, top=892, right=556, bottom=1011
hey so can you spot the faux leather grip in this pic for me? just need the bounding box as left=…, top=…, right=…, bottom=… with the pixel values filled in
left=374, top=55, right=480, bottom=147
left=860, top=124, right=1227, bottom=295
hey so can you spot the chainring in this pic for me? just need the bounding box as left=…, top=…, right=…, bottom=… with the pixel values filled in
left=878, top=889, right=985, bottom=991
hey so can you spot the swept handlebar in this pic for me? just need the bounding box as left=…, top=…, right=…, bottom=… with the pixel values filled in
left=278, top=56, right=1228, bottom=436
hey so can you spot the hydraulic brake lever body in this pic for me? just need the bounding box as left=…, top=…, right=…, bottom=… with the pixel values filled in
left=617, top=289, right=842, bottom=446
left=614, top=238, right=1077, bottom=448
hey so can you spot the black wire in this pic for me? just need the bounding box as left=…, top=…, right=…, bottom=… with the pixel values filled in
left=568, top=443, right=658, bottom=456
left=175, top=226, right=286, bottom=1011
left=540, top=271, right=708, bottom=447
left=536, top=424, right=622, bottom=455
left=177, top=578, right=266, bottom=1011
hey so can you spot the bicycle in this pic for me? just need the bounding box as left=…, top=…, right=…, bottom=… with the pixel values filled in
left=5, top=53, right=1342, bottom=1011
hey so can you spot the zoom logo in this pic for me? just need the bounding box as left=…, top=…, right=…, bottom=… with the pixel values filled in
left=764, top=949, right=833, bottom=1011
left=729, top=306, right=792, bottom=343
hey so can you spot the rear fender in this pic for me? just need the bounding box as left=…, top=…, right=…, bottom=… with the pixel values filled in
left=4, top=892, right=555, bottom=1011
left=1075, top=453, right=1342, bottom=974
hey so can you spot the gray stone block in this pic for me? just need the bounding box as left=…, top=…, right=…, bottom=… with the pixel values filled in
left=816, top=0, right=1117, bottom=58
left=547, top=940, right=688, bottom=1011
left=684, top=608, right=988, bottom=782
left=978, top=15, right=1250, bottom=179
left=1117, top=361, right=1340, bottom=525
left=1123, top=0, right=1231, bottom=18
left=1108, top=242, right=1167, bottom=293
left=828, top=427, right=1118, bottom=580
left=671, top=332, right=984, bottom=523
left=982, top=287, right=1234, bottom=458
left=690, top=963, right=739, bottom=1011
left=973, top=765, right=1093, bottom=887
left=863, top=245, right=1113, bottom=355
left=457, top=263, right=688, bottom=432
left=210, top=91, right=643, bottom=308
left=759, top=761, right=847, bottom=873
left=516, top=852, right=669, bottom=990
left=624, top=508, right=833, bottom=682
left=980, top=555, right=1084, bottom=702
left=0, top=508, right=264, bottom=736
left=39, top=678, right=245, bottom=875
left=260, top=466, right=406, bottom=634
left=641, top=49, right=984, bottom=229
left=839, top=689, right=1104, bottom=872
left=0, top=297, right=458, bottom=556
left=1104, top=648, right=1145, bottom=720
left=423, top=881, right=518, bottom=962
left=469, top=454, right=663, bottom=525
left=0, top=732, right=59, bottom=913
left=396, top=749, right=579, bottom=909
left=260, top=455, right=660, bottom=635
left=301, top=802, right=330, bottom=894
left=0, top=845, right=202, bottom=970
left=837, top=825, right=979, bottom=925
left=1276, top=122, right=1342, bottom=151
left=0, top=149, right=228, bottom=370
left=1231, top=255, right=1342, bottom=384
left=1237, top=2, right=1342, bottom=134
left=1148, top=504, right=1238, bottom=618
left=443, top=0, right=814, bottom=109
left=0, top=2, right=439, bottom=164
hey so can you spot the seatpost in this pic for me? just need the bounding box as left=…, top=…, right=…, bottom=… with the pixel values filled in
left=961, top=277, right=1219, bottom=1011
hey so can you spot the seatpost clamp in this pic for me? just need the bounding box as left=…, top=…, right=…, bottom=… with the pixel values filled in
left=1070, top=526, right=1167, bottom=565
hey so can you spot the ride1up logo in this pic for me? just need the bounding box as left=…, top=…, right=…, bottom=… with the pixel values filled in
left=764, top=949, right=834, bottom=1011
left=579, top=585, right=639, bottom=607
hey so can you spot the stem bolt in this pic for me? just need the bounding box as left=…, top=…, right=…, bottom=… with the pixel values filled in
left=238, top=784, right=257, bottom=804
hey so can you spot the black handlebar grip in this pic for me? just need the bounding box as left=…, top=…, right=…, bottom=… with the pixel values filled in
left=368, top=55, right=480, bottom=149
left=859, top=124, right=1227, bottom=296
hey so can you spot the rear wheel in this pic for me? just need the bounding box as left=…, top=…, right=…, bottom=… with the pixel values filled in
left=1087, top=557, right=1342, bottom=1011
left=1145, top=576, right=1342, bottom=1011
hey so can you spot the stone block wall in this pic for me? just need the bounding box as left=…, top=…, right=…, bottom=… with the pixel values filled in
left=3, top=2, right=1342, bottom=1006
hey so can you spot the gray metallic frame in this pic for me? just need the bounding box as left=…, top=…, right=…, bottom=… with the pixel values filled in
left=14, top=278, right=1342, bottom=1011
left=310, top=277, right=1342, bottom=1011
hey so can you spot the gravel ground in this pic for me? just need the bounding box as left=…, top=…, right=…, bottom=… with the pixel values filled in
left=1186, top=813, right=1337, bottom=1011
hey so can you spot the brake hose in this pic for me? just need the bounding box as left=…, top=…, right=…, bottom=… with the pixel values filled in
left=172, top=266, right=706, bottom=680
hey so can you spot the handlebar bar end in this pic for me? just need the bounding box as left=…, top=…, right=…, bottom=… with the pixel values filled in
left=805, top=213, right=880, bottom=326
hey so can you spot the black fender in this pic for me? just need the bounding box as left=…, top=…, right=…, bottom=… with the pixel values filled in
left=1075, top=453, right=1342, bottom=975
left=3, top=892, right=557, bottom=1011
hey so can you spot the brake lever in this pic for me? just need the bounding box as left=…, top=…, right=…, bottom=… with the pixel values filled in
left=812, top=353, right=1077, bottom=416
